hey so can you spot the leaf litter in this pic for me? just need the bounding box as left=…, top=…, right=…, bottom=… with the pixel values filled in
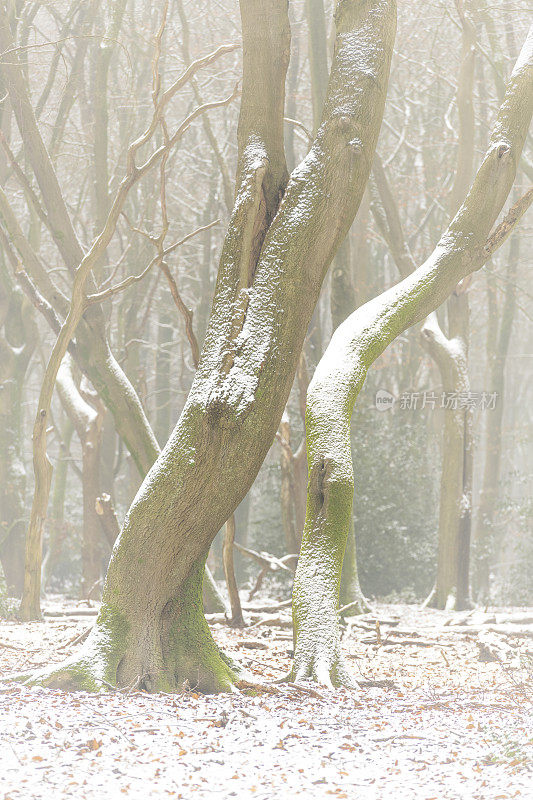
left=1, top=599, right=531, bottom=799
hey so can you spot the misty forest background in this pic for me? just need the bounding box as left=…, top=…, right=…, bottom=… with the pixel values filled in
left=0, top=0, right=531, bottom=612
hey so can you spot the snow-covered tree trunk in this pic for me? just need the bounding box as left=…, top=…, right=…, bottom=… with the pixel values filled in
left=292, top=28, right=533, bottom=686
left=25, top=0, right=396, bottom=693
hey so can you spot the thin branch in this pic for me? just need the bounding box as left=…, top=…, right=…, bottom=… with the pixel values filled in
left=85, top=220, right=219, bottom=307
left=0, top=130, right=50, bottom=228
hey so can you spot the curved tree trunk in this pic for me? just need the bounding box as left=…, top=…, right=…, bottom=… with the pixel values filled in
left=27, top=0, right=396, bottom=693
left=306, top=0, right=370, bottom=612
left=292, top=31, right=533, bottom=686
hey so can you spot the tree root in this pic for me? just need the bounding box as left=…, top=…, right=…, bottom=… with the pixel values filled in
left=290, top=644, right=360, bottom=691
left=13, top=651, right=115, bottom=692
left=7, top=618, right=243, bottom=694
left=338, top=594, right=373, bottom=617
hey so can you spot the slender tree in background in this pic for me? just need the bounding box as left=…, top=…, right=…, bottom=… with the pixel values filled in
left=421, top=0, right=477, bottom=611
left=56, top=356, right=106, bottom=598
left=0, top=267, right=36, bottom=594
left=474, top=232, right=519, bottom=599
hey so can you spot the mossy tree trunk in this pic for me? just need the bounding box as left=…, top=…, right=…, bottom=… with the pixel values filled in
left=292, top=30, right=533, bottom=686
left=305, top=0, right=369, bottom=613
left=29, top=0, right=397, bottom=693
left=333, top=208, right=372, bottom=614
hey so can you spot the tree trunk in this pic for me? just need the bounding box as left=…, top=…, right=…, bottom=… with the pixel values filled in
left=222, top=515, right=244, bottom=627
left=279, top=413, right=301, bottom=555
left=474, top=233, right=518, bottom=598
left=0, top=280, right=36, bottom=596
left=56, top=357, right=105, bottom=598
left=27, top=0, right=396, bottom=693
left=41, top=418, right=73, bottom=590
left=292, top=32, right=533, bottom=685
left=421, top=291, right=473, bottom=610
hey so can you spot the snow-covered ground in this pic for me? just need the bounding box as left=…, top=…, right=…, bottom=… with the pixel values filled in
left=1, top=602, right=531, bottom=799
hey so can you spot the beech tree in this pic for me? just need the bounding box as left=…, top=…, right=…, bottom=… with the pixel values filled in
left=292, top=27, right=533, bottom=686
left=21, top=0, right=396, bottom=691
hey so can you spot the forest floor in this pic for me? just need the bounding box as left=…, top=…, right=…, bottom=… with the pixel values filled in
left=0, top=599, right=531, bottom=800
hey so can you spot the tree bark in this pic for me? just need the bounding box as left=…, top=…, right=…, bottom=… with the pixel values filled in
left=0, top=279, right=36, bottom=595
left=56, top=356, right=105, bottom=598
left=292, top=29, right=533, bottom=686
left=26, top=0, right=396, bottom=693
left=474, top=233, right=518, bottom=598
left=222, top=515, right=244, bottom=627
left=421, top=291, right=473, bottom=611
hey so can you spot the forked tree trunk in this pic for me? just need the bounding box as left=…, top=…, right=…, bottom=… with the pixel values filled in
left=27, top=0, right=396, bottom=692
left=292, top=31, right=533, bottom=686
